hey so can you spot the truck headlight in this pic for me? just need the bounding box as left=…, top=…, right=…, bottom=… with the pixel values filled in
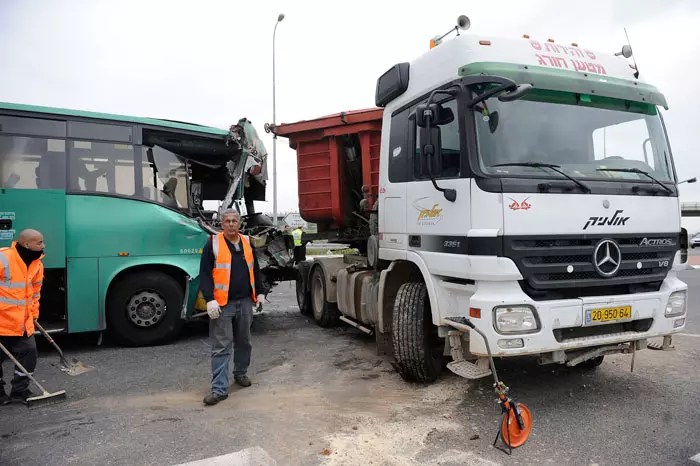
left=493, top=305, right=540, bottom=334
left=665, top=290, right=687, bottom=317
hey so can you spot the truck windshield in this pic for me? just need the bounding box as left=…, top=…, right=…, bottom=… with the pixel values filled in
left=140, top=145, right=189, bottom=210
left=473, top=90, right=675, bottom=184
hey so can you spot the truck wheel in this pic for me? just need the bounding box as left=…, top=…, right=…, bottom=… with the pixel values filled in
left=392, top=281, right=443, bottom=383
left=106, top=271, right=184, bottom=347
left=295, top=262, right=312, bottom=316
left=309, top=265, right=340, bottom=328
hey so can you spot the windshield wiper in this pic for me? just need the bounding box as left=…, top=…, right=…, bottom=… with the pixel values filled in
left=596, top=167, right=673, bottom=195
left=492, top=162, right=592, bottom=193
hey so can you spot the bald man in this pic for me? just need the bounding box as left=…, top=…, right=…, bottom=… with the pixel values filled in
left=0, top=229, right=45, bottom=405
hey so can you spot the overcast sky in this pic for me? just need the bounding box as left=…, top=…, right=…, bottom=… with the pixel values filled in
left=2, top=0, right=700, bottom=228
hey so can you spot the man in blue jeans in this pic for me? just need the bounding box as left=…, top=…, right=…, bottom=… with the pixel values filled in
left=198, top=209, right=268, bottom=406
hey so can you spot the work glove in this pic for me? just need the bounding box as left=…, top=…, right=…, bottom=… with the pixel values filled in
left=206, top=300, right=221, bottom=319
left=255, top=294, right=266, bottom=313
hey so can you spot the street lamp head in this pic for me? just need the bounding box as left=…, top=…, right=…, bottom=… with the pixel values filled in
left=277, top=13, right=285, bottom=22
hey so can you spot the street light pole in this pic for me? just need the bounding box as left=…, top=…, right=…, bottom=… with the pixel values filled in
left=272, top=13, right=285, bottom=226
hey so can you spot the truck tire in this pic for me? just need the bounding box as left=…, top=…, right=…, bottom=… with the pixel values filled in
left=392, top=281, right=443, bottom=383
left=309, top=265, right=340, bottom=328
left=295, top=262, right=312, bottom=316
left=106, top=271, right=184, bottom=347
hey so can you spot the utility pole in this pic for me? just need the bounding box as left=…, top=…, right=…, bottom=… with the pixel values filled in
left=272, top=13, right=285, bottom=226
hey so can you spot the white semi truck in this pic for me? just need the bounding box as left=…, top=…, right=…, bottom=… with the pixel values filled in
left=271, top=17, right=689, bottom=383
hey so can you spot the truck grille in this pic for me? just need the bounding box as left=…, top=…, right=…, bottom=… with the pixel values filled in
left=504, top=233, right=679, bottom=299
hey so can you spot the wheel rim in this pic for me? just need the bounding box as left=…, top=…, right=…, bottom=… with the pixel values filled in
left=311, top=273, right=324, bottom=318
left=501, top=403, right=533, bottom=448
left=127, top=290, right=167, bottom=328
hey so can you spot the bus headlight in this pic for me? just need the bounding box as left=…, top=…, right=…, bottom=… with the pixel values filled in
left=494, top=305, right=540, bottom=334
left=665, top=290, right=687, bottom=317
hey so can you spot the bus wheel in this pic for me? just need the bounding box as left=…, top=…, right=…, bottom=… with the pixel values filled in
left=295, top=262, right=312, bottom=316
left=392, top=281, right=443, bottom=383
left=107, top=271, right=184, bottom=347
left=309, top=266, right=340, bottom=328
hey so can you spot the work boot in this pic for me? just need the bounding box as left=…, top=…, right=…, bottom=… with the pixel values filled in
left=234, top=375, right=252, bottom=387
left=9, top=389, right=35, bottom=405
left=0, top=390, right=10, bottom=406
left=203, top=392, right=228, bottom=406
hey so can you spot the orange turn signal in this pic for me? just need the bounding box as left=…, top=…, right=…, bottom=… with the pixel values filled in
left=469, top=307, right=481, bottom=319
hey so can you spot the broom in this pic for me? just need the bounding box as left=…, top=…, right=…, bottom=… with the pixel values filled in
left=0, top=341, right=66, bottom=407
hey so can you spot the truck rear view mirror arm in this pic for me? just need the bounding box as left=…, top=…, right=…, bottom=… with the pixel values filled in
left=466, top=81, right=532, bottom=107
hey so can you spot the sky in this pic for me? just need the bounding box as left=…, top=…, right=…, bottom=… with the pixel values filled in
left=1, top=0, right=700, bottom=228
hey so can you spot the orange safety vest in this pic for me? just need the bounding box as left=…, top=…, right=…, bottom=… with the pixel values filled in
left=0, top=242, right=44, bottom=337
left=211, top=233, right=257, bottom=306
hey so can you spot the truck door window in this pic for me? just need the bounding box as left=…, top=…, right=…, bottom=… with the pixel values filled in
left=388, top=108, right=410, bottom=183
left=413, top=98, right=460, bottom=180
left=0, top=135, right=66, bottom=189
left=68, top=141, right=136, bottom=196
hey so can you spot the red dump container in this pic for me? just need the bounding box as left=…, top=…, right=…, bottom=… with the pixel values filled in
left=273, top=108, right=383, bottom=229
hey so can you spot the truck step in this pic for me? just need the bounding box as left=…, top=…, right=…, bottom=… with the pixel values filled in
left=446, top=360, right=492, bottom=380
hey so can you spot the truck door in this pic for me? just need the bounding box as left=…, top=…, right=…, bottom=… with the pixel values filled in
left=404, top=98, right=472, bottom=272
left=0, top=114, right=67, bottom=269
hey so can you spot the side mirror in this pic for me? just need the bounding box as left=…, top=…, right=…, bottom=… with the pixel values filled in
left=679, top=177, right=697, bottom=184
left=416, top=103, right=454, bottom=128
left=416, top=103, right=438, bottom=128
left=419, top=126, right=442, bottom=176
left=497, top=83, right=533, bottom=102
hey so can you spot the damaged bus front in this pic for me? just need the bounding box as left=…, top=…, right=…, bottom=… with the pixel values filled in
left=0, top=102, right=294, bottom=346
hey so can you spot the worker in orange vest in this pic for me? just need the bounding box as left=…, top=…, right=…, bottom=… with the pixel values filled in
left=0, top=229, right=45, bottom=405
left=198, top=209, right=269, bottom=406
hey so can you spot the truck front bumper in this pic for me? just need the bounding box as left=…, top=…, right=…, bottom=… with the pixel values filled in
left=455, top=274, right=688, bottom=357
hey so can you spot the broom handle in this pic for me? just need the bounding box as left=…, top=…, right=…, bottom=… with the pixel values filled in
left=33, top=320, right=67, bottom=361
left=0, top=341, right=49, bottom=394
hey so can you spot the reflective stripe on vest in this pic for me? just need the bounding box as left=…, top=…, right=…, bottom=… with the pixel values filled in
left=211, top=233, right=256, bottom=306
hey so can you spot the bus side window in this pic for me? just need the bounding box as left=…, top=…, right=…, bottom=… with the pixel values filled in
left=68, top=141, right=136, bottom=196
left=0, top=135, right=66, bottom=189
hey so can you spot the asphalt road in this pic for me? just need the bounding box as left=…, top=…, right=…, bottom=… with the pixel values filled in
left=1, top=274, right=699, bottom=466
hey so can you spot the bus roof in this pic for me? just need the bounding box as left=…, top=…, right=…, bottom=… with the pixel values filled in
left=0, top=101, right=230, bottom=136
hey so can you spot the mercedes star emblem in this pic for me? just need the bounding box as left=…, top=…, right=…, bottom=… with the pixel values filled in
left=602, top=199, right=610, bottom=209
left=593, top=239, right=622, bottom=277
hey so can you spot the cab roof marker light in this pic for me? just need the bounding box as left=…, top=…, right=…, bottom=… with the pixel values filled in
left=523, top=34, right=530, bottom=39
left=571, top=42, right=579, bottom=47
left=479, top=40, right=491, bottom=46
left=547, top=38, right=555, bottom=43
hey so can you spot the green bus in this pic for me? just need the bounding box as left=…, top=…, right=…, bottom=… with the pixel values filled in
left=0, top=101, right=277, bottom=346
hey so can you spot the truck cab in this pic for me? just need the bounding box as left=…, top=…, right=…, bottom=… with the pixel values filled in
left=275, top=25, right=688, bottom=384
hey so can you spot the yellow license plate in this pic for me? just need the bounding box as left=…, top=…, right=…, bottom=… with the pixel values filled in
left=585, top=306, right=632, bottom=325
